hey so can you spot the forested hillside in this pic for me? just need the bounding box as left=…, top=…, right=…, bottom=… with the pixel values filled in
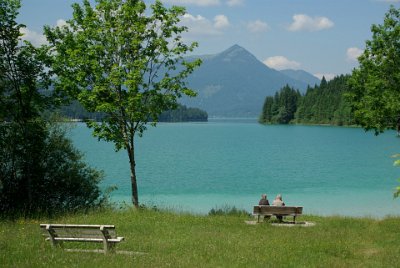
left=259, top=85, right=301, bottom=124
left=259, top=75, right=355, bottom=126
left=58, top=102, right=208, bottom=122
left=158, top=105, right=208, bottom=122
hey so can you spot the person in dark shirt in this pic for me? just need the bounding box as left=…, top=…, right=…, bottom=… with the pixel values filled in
left=259, top=194, right=269, bottom=205
left=258, top=194, right=270, bottom=221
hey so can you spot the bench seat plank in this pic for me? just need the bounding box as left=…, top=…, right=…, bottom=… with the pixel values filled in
left=46, top=237, right=124, bottom=243
left=40, top=224, right=116, bottom=229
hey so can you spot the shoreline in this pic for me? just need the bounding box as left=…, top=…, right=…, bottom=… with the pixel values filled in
left=110, top=189, right=400, bottom=219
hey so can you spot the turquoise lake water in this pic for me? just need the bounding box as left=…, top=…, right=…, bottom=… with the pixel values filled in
left=70, top=119, right=400, bottom=218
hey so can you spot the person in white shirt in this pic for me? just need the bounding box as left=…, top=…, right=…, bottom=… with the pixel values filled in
left=272, top=194, right=285, bottom=222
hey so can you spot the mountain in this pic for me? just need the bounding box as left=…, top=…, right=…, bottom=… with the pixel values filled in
left=181, top=45, right=320, bottom=117
left=280, top=69, right=320, bottom=88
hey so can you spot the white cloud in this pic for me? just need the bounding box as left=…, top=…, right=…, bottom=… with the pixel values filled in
left=56, top=19, right=67, bottom=27
left=182, top=14, right=217, bottom=35
left=20, top=27, right=47, bottom=46
left=346, top=47, right=363, bottom=62
left=162, top=0, right=220, bottom=6
left=377, top=0, right=400, bottom=2
left=214, top=15, right=230, bottom=29
left=19, top=19, right=69, bottom=46
left=263, top=56, right=301, bottom=70
left=287, top=14, right=334, bottom=32
left=226, top=0, right=244, bottom=6
left=314, top=73, right=336, bottom=81
left=182, top=13, right=229, bottom=36
left=247, top=20, right=269, bottom=33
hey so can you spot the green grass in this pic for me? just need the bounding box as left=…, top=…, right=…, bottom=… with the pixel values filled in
left=1, top=209, right=400, bottom=267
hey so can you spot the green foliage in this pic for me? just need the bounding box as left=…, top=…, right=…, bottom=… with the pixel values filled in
left=259, top=85, right=300, bottom=124
left=208, top=205, right=250, bottom=217
left=0, top=0, right=105, bottom=217
left=0, top=122, right=105, bottom=217
left=45, top=0, right=201, bottom=148
left=259, top=75, right=355, bottom=126
left=347, top=6, right=400, bottom=199
left=347, top=6, right=400, bottom=135
left=296, top=75, right=354, bottom=125
left=158, top=104, right=208, bottom=122
left=45, top=0, right=201, bottom=207
left=0, top=1, right=53, bottom=123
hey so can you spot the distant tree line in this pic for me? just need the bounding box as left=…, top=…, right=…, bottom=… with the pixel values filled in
left=259, top=75, right=355, bottom=126
left=158, top=104, right=208, bottom=122
left=58, top=102, right=208, bottom=122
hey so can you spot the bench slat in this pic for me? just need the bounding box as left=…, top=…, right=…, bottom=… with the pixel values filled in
left=40, top=224, right=115, bottom=229
left=41, top=229, right=117, bottom=238
left=47, top=237, right=124, bottom=243
left=253, top=206, right=303, bottom=215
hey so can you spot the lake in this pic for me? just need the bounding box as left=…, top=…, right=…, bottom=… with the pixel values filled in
left=70, top=119, right=400, bottom=218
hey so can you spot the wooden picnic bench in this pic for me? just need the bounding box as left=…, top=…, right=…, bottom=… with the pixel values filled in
left=253, top=206, right=303, bottom=223
left=40, top=224, right=124, bottom=254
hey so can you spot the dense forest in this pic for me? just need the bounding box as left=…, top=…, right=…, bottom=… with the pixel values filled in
left=158, top=105, right=208, bottom=122
left=259, top=75, right=355, bottom=126
left=58, top=101, right=208, bottom=122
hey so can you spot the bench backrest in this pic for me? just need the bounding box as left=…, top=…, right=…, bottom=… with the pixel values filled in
left=253, top=206, right=303, bottom=215
left=40, top=224, right=118, bottom=239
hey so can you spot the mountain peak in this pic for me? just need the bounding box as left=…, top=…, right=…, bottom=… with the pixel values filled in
left=217, top=44, right=258, bottom=63
left=225, top=44, right=245, bottom=53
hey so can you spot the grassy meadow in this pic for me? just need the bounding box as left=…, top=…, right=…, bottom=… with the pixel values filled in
left=1, top=208, right=400, bottom=267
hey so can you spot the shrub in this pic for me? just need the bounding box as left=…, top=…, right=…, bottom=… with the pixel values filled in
left=208, top=205, right=250, bottom=217
left=0, top=122, right=107, bottom=217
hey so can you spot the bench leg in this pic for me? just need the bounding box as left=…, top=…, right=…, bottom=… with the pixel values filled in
left=45, top=225, right=63, bottom=248
left=103, top=241, right=109, bottom=254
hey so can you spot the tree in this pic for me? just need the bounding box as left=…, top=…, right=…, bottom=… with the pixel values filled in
left=45, top=0, right=201, bottom=208
left=348, top=6, right=400, bottom=134
left=0, top=0, right=51, bottom=212
left=259, top=85, right=299, bottom=124
left=348, top=6, right=400, bottom=198
left=0, top=0, right=104, bottom=216
left=259, top=96, right=274, bottom=123
left=0, top=0, right=52, bottom=123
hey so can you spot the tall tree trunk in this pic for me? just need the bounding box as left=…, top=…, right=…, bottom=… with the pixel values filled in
left=127, top=142, right=139, bottom=208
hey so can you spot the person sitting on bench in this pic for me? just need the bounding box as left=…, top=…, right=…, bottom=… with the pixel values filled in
left=258, top=193, right=270, bottom=221
left=272, top=194, right=285, bottom=222
left=258, top=193, right=270, bottom=206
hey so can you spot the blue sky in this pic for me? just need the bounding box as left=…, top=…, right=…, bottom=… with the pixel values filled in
left=18, top=0, right=400, bottom=79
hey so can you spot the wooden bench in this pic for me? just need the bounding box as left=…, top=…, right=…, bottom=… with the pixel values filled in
left=253, top=206, right=303, bottom=223
left=40, top=224, right=124, bottom=253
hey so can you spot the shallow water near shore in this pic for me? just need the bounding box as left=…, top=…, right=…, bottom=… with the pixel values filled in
left=70, top=119, right=400, bottom=218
